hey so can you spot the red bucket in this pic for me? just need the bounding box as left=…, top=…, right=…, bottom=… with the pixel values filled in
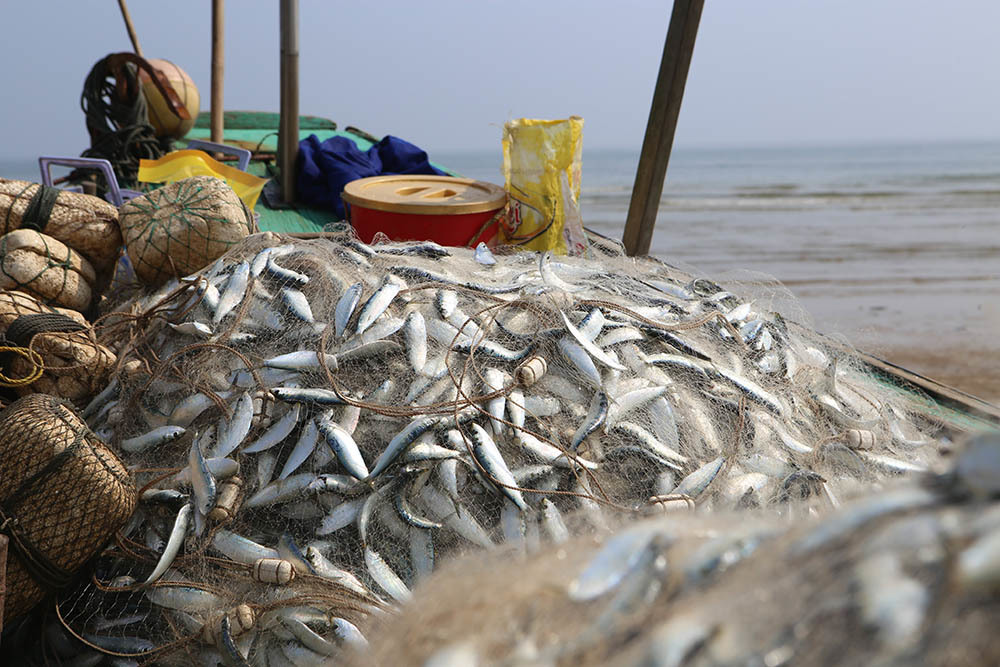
left=342, top=175, right=507, bottom=247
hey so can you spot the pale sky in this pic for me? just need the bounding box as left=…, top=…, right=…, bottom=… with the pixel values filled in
left=2, top=1, right=1000, bottom=158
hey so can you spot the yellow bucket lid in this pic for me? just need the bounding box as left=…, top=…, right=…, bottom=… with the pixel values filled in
left=342, top=175, right=507, bottom=215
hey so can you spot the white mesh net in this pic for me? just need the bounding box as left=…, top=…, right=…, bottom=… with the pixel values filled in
left=23, top=230, right=976, bottom=665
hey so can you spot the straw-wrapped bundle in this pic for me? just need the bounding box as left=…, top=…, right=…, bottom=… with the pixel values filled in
left=0, top=394, right=135, bottom=620
left=118, top=175, right=254, bottom=286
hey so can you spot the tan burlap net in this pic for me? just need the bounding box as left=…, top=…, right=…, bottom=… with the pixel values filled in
left=0, top=290, right=116, bottom=404
left=0, top=394, right=136, bottom=620
left=0, top=230, right=96, bottom=312
left=0, top=179, right=122, bottom=277
left=118, top=175, right=255, bottom=286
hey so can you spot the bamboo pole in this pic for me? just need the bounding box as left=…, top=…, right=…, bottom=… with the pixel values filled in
left=211, top=0, right=225, bottom=145
left=279, top=0, right=300, bottom=203
left=622, top=0, right=705, bottom=257
left=116, top=0, right=144, bottom=57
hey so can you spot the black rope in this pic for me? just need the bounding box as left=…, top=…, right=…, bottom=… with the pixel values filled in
left=0, top=314, right=87, bottom=382
left=79, top=56, right=172, bottom=191
left=20, top=185, right=61, bottom=234
left=5, top=314, right=87, bottom=348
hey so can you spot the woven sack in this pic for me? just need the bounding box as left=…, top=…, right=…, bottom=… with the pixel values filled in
left=0, top=230, right=96, bottom=312
left=0, top=394, right=136, bottom=620
left=0, top=290, right=116, bottom=404
left=118, top=175, right=255, bottom=286
left=0, top=179, right=122, bottom=277
left=0, top=289, right=86, bottom=326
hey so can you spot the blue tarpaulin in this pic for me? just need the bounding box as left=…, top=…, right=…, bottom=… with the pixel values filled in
left=296, top=134, right=446, bottom=218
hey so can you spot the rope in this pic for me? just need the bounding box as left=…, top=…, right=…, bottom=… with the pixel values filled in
left=6, top=313, right=87, bottom=347
left=0, top=345, right=44, bottom=387
left=80, top=55, right=172, bottom=191
left=20, top=185, right=62, bottom=233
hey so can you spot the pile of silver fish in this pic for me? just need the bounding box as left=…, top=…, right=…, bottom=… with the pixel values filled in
left=363, top=432, right=1000, bottom=667
left=43, top=232, right=958, bottom=664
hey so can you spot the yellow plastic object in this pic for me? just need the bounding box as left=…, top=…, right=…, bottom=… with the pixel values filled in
left=138, top=150, right=269, bottom=210
left=500, top=116, right=586, bottom=254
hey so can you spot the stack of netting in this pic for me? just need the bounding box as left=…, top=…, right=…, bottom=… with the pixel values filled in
left=361, top=433, right=1000, bottom=667
left=31, top=231, right=957, bottom=665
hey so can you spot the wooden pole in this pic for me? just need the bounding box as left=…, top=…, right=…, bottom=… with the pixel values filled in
left=279, top=0, right=300, bottom=203
left=116, top=0, right=144, bottom=57
left=622, top=0, right=705, bottom=257
left=211, top=0, right=225, bottom=145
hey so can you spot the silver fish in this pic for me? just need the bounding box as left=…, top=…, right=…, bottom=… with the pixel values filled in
left=213, top=392, right=254, bottom=458
left=214, top=261, right=250, bottom=324
left=334, top=282, right=363, bottom=338
left=365, top=546, right=412, bottom=602
left=278, top=419, right=319, bottom=480
left=403, top=311, right=428, bottom=373
left=367, top=416, right=438, bottom=480
left=558, top=336, right=602, bottom=388
left=169, top=321, right=213, bottom=338
left=469, top=423, right=526, bottom=511
left=473, top=242, right=497, bottom=266
left=572, top=391, right=608, bottom=450
left=317, top=415, right=369, bottom=480
left=189, top=439, right=217, bottom=516
left=243, top=405, right=300, bottom=453
left=264, top=351, right=339, bottom=372
left=212, top=529, right=279, bottom=564
left=567, top=523, right=667, bottom=600
left=272, top=387, right=344, bottom=405
left=673, top=456, right=724, bottom=497
left=121, top=425, right=186, bottom=453
left=356, top=275, right=404, bottom=335
left=281, top=287, right=314, bottom=323
left=265, top=255, right=309, bottom=285
left=144, top=503, right=192, bottom=584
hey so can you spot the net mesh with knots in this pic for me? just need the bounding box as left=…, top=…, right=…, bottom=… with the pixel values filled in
left=27, top=231, right=975, bottom=665
left=0, top=230, right=96, bottom=312
left=0, top=394, right=136, bottom=621
left=358, top=434, right=1000, bottom=667
left=118, top=176, right=255, bottom=287
left=0, top=179, right=123, bottom=279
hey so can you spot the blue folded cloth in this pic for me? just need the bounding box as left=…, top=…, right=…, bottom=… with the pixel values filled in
left=296, top=134, right=445, bottom=218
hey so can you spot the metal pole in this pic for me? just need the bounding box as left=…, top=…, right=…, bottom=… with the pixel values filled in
left=211, top=0, right=225, bottom=145
left=117, top=0, right=144, bottom=57
left=622, top=0, right=705, bottom=257
left=279, top=0, right=299, bottom=203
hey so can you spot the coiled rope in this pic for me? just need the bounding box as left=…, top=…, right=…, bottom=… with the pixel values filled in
left=80, top=55, right=172, bottom=191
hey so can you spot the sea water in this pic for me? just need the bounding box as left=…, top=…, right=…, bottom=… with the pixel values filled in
left=3, top=142, right=998, bottom=356
left=439, top=141, right=1000, bottom=359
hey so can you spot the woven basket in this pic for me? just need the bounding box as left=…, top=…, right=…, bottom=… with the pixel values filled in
left=0, top=179, right=122, bottom=277
left=0, top=230, right=96, bottom=312
left=0, top=290, right=117, bottom=404
left=0, top=394, right=136, bottom=620
left=119, top=175, right=255, bottom=286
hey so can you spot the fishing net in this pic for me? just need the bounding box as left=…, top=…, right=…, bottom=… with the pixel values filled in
left=22, top=230, right=971, bottom=664
left=359, top=432, right=1000, bottom=667
left=0, top=290, right=117, bottom=405
left=118, top=175, right=256, bottom=288
left=0, top=230, right=97, bottom=312
left=0, top=394, right=136, bottom=622
left=0, top=179, right=122, bottom=278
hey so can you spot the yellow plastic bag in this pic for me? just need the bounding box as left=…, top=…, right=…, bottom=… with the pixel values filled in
left=138, top=150, right=269, bottom=210
left=500, top=116, right=586, bottom=254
